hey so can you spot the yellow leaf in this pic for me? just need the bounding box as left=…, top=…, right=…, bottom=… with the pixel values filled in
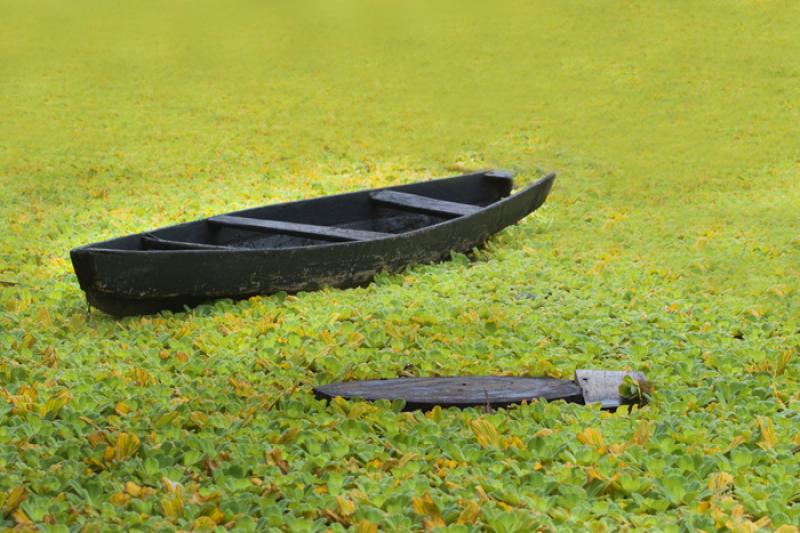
left=7, top=392, right=34, bottom=414
left=384, top=321, right=402, bottom=339
left=412, top=492, right=445, bottom=529
left=609, top=442, right=628, bottom=455
left=752, top=516, right=771, bottom=529
left=349, top=489, right=368, bottom=502
left=86, top=431, right=106, bottom=448
left=631, top=420, right=653, bottom=446
left=396, top=452, right=418, bottom=469
left=115, top=402, right=132, bottom=416
left=335, top=496, right=356, bottom=517
left=724, top=435, right=747, bottom=453
left=768, top=285, right=787, bottom=298
left=266, top=448, right=290, bottom=474
left=471, top=419, right=501, bottom=448
left=586, top=468, right=605, bottom=481
left=161, top=477, right=182, bottom=494
left=103, top=446, right=115, bottom=462
left=775, top=349, right=794, bottom=376
left=577, top=427, right=607, bottom=453
left=277, top=427, right=300, bottom=444
left=188, top=411, right=209, bottom=428
left=708, top=472, right=734, bottom=494
left=161, top=493, right=184, bottom=520
left=1, top=486, right=27, bottom=514
left=321, top=509, right=349, bottom=526
left=347, top=331, right=365, bottom=346
left=23, top=334, right=36, bottom=349
left=109, top=492, right=130, bottom=506
left=111, top=432, right=141, bottom=462
left=422, top=405, right=441, bottom=422
left=757, top=416, right=777, bottom=450
left=131, top=367, right=156, bottom=386
left=208, top=507, right=225, bottom=524
left=36, top=306, right=53, bottom=327
left=456, top=500, right=482, bottom=524
left=11, top=508, right=31, bottom=525
left=41, top=345, right=58, bottom=367
left=192, top=516, right=217, bottom=531
left=354, top=520, right=378, bottom=533
left=125, top=481, right=142, bottom=497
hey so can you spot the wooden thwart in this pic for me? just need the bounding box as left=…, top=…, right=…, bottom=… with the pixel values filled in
left=370, top=190, right=482, bottom=218
left=208, top=215, right=390, bottom=242
left=142, top=234, right=235, bottom=251
left=314, top=369, right=648, bottom=411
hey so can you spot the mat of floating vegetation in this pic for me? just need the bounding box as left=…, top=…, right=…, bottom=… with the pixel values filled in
left=314, top=370, right=649, bottom=411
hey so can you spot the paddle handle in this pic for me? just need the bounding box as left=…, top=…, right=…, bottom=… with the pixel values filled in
left=575, top=369, right=649, bottom=409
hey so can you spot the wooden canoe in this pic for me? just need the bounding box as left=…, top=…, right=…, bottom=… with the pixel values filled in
left=70, top=169, right=556, bottom=316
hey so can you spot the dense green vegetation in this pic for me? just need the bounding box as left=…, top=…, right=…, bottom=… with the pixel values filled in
left=1, top=0, right=799, bottom=530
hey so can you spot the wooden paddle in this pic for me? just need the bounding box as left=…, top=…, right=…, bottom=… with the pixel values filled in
left=314, top=369, right=650, bottom=411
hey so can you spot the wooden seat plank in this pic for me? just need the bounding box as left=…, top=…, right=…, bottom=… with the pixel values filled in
left=142, top=234, right=236, bottom=251
left=208, top=215, right=389, bottom=242
left=370, top=190, right=482, bottom=218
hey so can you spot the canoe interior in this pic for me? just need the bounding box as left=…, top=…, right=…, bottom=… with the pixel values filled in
left=82, top=171, right=514, bottom=251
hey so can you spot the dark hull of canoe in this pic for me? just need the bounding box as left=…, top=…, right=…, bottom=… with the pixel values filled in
left=71, top=171, right=555, bottom=316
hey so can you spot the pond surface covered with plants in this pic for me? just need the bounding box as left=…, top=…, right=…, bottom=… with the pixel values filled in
left=1, top=0, right=799, bottom=530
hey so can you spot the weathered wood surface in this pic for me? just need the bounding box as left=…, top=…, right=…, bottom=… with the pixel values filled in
left=574, top=369, right=648, bottom=409
left=314, top=376, right=584, bottom=410
left=370, top=190, right=482, bottom=218
left=315, top=369, right=649, bottom=411
left=208, top=215, right=391, bottom=242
